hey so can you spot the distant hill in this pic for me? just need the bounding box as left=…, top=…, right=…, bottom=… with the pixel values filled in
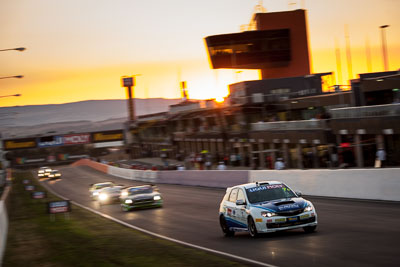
left=0, top=98, right=181, bottom=139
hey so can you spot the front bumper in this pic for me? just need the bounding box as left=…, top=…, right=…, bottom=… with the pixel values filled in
left=99, top=195, right=120, bottom=204
left=256, top=212, right=318, bottom=233
left=121, top=199, right=163, bottom=210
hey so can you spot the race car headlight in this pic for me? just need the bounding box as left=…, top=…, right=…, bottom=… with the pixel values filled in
left=153, top=195, right=161, bottom=201
left=55, top=174, right=61, bottom=176
left=49, top=175, right=54, bottom=178
left=261, top=212, right=277, bottom=217
left=99, top=193, right=108, bottom=201
left=125, top=199, right=133, bottom=204
left=93, top=192, right=99, bottom=196
left=121, top=191, right=128, bottom=197
left=304, top=205, right=313, bottom=212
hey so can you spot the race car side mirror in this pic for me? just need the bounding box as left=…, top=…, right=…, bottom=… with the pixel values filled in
left=236, top=199, right=246, bottom=206
left=296, top=191, right=302, bottom=197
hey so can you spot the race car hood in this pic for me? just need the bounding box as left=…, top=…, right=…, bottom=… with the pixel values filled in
left=251, top=197, right=307, bottom=212
left=124, top=192, right=160, bottom=200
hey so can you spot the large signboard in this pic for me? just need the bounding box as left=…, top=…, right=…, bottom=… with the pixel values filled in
left=92, top=130, right=124, bottom=143
left=205, top=29, right=291, bottom=69
left=63, top=133, right=91, bottom=145
left=37, top=136, right=63, bottom=148
left=3, top=138, right=37, bottom=150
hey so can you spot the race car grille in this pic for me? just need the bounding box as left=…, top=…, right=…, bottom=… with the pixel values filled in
left=276, top=209, right=304, bottom=216
left=267, top=216, right=316, bottom=229
left=133, top=198, right=154, bottom=204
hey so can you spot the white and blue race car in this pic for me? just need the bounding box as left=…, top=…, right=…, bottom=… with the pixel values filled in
left=219, top=181, right=317, bottom=237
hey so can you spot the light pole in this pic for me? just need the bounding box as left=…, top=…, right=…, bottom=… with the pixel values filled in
left=0, top=47, right=26, bottom=52
left=0, top=75, right=23, bottom=80
left=380, top=25, right=390, bottom=71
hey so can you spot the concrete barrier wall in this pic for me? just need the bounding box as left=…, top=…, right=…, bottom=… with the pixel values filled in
left=108, top=166, right=157, bottom=183
left=0, top=201, right=8, bottom=265
left=71, top=159, right=108, bottom=173
left=75, top=160, right=400, bottom=201
left=158, top=170, right=249, bottom=188
left=249, top=168, right=400, bottom=201
left=0, top=169, right=12, bottom=265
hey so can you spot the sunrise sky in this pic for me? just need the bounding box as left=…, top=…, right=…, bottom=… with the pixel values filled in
left=1, top=0, right=399, bottom=107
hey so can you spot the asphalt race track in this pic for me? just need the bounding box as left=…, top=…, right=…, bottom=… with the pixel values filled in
left=39, top=165, right=400, bottom=267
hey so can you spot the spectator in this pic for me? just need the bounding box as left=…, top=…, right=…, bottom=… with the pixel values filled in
left=230, top=154, right=236, bottom=166
left=205, top=160, right=212, bottom=170
left=376, top=148, right=386, bottom=168
left=274, top=158, right=285, bottom=170
left=177, top=165, right=186, bottom=171
left=217, top=161, right=227, bottom=170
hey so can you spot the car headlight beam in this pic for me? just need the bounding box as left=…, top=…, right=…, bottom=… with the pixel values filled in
left=153, top=195, right=161, bottom=201
left=304, top=205, right=313, bottom=212
left=125, top=199, right=133, bottom=204
left=261, top=211, right=277, bottom=217
left=99, top=193, right=108, bottom=201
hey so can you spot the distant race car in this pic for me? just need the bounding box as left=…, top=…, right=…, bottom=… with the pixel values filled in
left=120, top=185, right=163, bottom=212
left=38, top=166, right=52, bottom=178
left=219, top=181, right=317, bottom=237
left=98, top=185, right=124, bottom=205
left=48, top=170, right=62, bottom=179
left=89, top=182, right=115, bottom=200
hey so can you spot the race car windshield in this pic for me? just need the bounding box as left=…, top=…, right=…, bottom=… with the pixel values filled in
left=95, top=183, right=113, bottom=189
left=128, top=187, right=153, bottom=195
left=245, top=184, right=296, bottom=204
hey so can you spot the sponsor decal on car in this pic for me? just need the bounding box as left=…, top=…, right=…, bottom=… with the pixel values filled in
left=278, top=204, right=300, bottom=210
left=248, top=184, right=284, bottom=193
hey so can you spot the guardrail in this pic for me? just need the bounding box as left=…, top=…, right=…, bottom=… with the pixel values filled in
left=330, top=103, right=400, bottom=119
left=251, top=119, right=327, bottom=131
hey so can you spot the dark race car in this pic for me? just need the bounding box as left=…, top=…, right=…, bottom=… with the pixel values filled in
left=120, top=185, right=163, bottom=212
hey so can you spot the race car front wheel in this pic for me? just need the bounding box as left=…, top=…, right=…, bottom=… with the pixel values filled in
left=248, top=217, right=259, bottom=238
left=219, top=215, right=235, bottom=237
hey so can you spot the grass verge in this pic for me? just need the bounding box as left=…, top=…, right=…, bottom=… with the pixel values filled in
left=3, top=170, right=246, bottom=267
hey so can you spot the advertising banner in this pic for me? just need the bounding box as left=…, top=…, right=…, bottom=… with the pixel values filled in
left=92, top=130, right=123, bottom=143
left=63, top=133, right=91, bottom=145
left=25, top=185, right=35, bottom=191
left=37, top=136, right=64, bottom=148
left=47, top=200, right=71, bottom=214
left=3, top=138, right=36, bottom=150
left=31, top=191, right=47, bottom=199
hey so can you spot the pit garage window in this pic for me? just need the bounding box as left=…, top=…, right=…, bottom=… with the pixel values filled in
left=228, top=188, right=238, bottom=202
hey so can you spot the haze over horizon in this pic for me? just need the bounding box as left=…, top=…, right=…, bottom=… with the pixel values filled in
left=1, top=0, right=399, bottom=107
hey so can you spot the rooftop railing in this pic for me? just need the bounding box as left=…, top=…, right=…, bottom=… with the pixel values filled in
left=251, top=119, right=327, bottom=131
left=330, top=103, right=400, bottom=119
